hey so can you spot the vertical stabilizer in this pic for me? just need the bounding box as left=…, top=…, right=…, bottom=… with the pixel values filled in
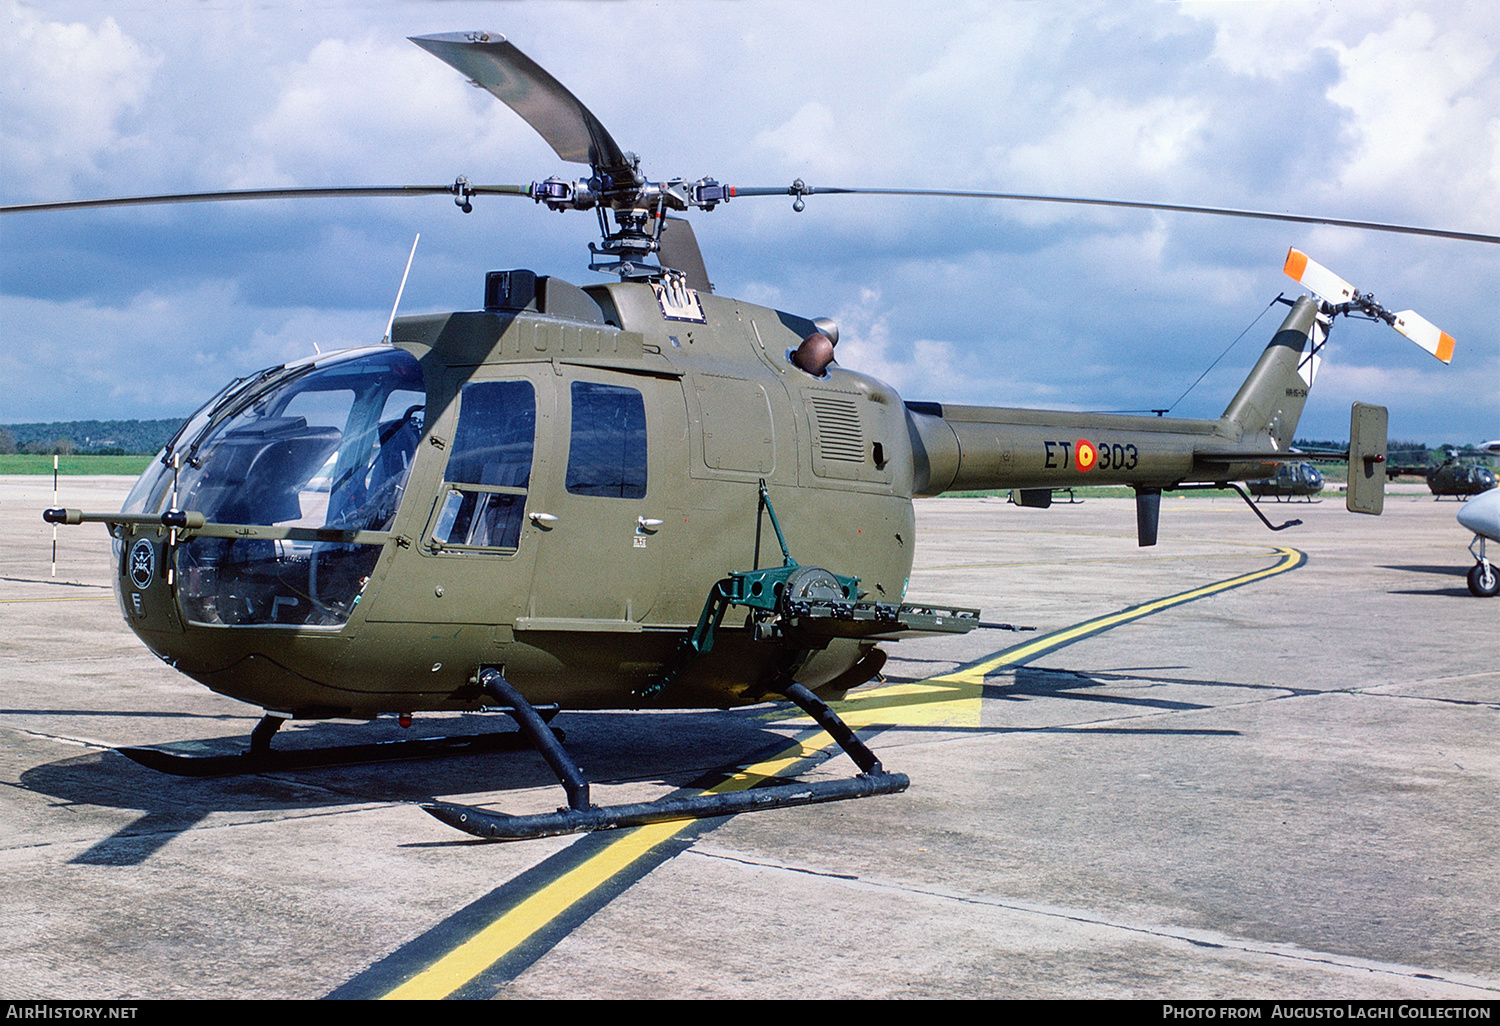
left=1220, top=296, right=1322, bottom=448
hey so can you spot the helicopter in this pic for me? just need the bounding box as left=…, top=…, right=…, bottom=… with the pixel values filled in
left=1387, top=446, right=1499, bottom=498
left=1247, top=462, right=1325, bottom=502
left=1417, top=457, right=1497, bottom=498
left=1423, top=461, right=1498, bottom=498
left=10, top=31, right=1481, bottom=841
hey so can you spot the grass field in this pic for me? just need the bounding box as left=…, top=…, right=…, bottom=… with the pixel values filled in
left=0, top=454, right=154, bottom=475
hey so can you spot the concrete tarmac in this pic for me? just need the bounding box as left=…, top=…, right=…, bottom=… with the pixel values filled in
left=1, top=475, right=1495, bottom=1000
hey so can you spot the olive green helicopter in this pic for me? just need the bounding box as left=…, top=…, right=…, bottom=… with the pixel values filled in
left=11, top=32, right=1487, bottom=841
left=1388, top=452, right=1499, bottom=498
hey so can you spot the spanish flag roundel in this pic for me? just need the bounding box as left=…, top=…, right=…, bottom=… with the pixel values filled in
left=1076, top=439, right=1097, bottom=472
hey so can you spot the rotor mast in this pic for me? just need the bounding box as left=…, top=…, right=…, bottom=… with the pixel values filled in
left=412, top=31, right=739, bottom=281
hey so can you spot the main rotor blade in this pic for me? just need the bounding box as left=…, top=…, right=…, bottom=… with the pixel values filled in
left=731, top=185, right=1500, bottom=245
left=1, top=183, right=530, bottom=215
left=411, top=32, right=631, bottom=179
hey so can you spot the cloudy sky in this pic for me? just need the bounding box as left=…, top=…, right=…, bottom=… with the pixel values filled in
left=3, top=0, right=1497, bottom=445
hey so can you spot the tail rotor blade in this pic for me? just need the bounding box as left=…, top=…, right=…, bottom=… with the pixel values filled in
left=1283, top=248, right=1357, bottom=303
left=1392, top=309, right=1456, bottom=364
left=1283, top=248, right=1457, bottom=364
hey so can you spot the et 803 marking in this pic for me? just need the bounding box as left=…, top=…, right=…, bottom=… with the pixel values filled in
left=1044, top=439, right=1139, bottom=473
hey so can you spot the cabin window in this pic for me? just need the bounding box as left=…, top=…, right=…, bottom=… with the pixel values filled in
left=565, top=381, right=647, bottom=499
left=431, top=380, right=536, bottom=550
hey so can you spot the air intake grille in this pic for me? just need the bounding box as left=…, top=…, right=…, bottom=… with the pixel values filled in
left=810, top=396, right=864, bottom=462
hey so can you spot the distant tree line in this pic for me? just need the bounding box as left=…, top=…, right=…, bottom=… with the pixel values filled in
left=1294, top=438, right=1495, bottom=466
left=0, top=423, right=1483, bottom=463
left=1294, top=437, right=1432, bottom=453
left=0, top=419, right=184, bottom=456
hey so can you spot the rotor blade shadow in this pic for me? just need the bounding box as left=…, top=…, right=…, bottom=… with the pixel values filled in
left=1386, top=587, right=1477, bottom=598
left=0, top=708, right=254, bottom=722
left=69, top=808, right=210, bottom=866
left=872, top=722, right=1242, bottom=738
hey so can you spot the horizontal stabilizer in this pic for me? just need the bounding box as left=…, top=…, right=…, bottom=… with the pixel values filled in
left=1392, top=309, right=1455, bottom=364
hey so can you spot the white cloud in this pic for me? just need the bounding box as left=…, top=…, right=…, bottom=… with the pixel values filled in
left=1325, top=13, right=1500, bottom=227
left=1002, top=90, right=1211, bottom=194
left=225, top=35, right=540, bottom=188
left=0, top=283, right=378, bottom=421
left=0, top=2, right=160, bottom=196
left=2, top=0, right=1493, bottom=444
left=754, top=103, right=845, bottom=178
left=831, top=288, right=971, bottom=402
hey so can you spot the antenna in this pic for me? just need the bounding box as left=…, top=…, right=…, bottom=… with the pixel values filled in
left=382, top=234, right=421, bottom=344
left=51, top=455, right=58, bottom=578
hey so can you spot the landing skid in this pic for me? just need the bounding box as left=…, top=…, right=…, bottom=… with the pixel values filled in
left=424, top=671, right=908, bottom=841
left=120, top=707, right=562, bottom=778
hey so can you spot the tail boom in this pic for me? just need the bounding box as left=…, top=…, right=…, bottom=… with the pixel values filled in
left=905, top=297, right=1323, bottom=497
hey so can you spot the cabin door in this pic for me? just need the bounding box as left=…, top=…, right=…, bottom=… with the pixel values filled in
left=524, top=369, right=685, bottom=625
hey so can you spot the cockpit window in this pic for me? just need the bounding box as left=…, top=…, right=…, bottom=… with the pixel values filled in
left=160, top=348, right=425, bottom=531
left=158, top=347, right=426, bottom=627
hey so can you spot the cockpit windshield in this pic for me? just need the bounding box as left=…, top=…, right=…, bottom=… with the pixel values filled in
left=126, top=347, right=426, bottom=628
left=133, top=348, right=425, bottom=530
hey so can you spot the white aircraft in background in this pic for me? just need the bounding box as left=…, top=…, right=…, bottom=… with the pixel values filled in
left=1457, top=488, right=1500, bottom=596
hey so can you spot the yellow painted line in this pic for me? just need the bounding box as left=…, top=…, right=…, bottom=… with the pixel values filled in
left=920, top=551, right=1272, bottom=571
left=381, top=732, right=836, bottom=1000
left=380, top=542, right=1302, bottom=998
left=934, top=545, right=1303, bottom=686
left=834, top=679, right=983, bottom=728
left=761, top=679, right=984, bottom=729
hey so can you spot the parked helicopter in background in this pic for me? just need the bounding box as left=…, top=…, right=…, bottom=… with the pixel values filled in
left=7, top=31, right=1483, bottom=841
left=1248, top=462, right=1325, bottom=502
left=1389, top=452, right=1499, bottom=498
left=1427, top=461, right=1498, bottom=498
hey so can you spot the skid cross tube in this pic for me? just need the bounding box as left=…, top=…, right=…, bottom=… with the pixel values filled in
left=479, top=670, right=590, bottom=812
left=778, top=681, right=882, bottom=775
left=423, top=676, right=908, bottom=841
